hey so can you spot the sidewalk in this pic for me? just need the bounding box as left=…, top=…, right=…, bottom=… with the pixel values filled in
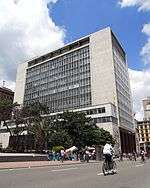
left=0, top=160, right=99, bottom=170
left=0, top=158, right=144, bottom=170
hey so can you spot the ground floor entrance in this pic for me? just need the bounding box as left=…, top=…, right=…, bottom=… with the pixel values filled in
left=120, top=127, right=136, bottom=154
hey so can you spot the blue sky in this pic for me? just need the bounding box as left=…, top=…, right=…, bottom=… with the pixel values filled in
left=50, top=0, right=149, bottom=71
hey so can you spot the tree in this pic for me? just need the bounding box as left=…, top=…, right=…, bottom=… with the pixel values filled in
left=49, top=130, right=73, bottom=149
left=0, top=100, right=19, bottom=136
left=3, top=102, right=51, bottom=153
left=53, top=111, right=115, bottom=149
left=86, top=128, right=115, bottom=146
left=52, top=111, right=92, bottom=149
left=0, top=100, right=28, bottom=152
left=22, top=102, right=51, bottom=152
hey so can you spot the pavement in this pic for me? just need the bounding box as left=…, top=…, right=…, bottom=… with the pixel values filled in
left=0, top=158, right=142, bottom=170
left=0, top=159, right=150, bottom=188
left=0, top=160, right=83, bottom=169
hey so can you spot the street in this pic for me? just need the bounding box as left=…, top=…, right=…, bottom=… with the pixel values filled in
left=0, top=160, right=150, bottom=188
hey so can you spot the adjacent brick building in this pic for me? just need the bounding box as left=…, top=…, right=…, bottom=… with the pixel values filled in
left=0, top=87, right=14, bottom=122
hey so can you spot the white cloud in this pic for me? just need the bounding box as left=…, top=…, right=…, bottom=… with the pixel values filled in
left=142, top=22, right=150, bottom=36
left=140, top=23, right=150, bottom=65
left=0, top=0, right=65, bottom=90
left=118, top=1, right=150, bottom=65
left=129, top=68, right=150, bottom=120
left=119, top=0, right=138, bottom=7
left=119, top=0, right=150, bottom=11
left=118, top=1, right=150, bottom=120
left=141, top=39, right=150, bottom=65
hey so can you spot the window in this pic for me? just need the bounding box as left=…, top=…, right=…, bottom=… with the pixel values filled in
left=98, top=107, right=105, bottom=114
left=102, top=107, right=105, bottom=113
left=140, top=125, right=143, bottom=129
left=89, top=110, right=93, bottom=115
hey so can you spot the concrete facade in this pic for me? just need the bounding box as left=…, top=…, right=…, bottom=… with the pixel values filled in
left=14, top=62, right=27, bottom=105
left=90, top=28, right=116, bottom=106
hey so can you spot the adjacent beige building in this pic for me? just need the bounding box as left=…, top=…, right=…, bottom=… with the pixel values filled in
left=143, top=97, right=150, bottom=121
left=137, top=120, right=150, bottom=155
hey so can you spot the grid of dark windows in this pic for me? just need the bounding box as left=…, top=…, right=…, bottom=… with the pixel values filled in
left=138, top=122, right=150, bottom=142
left=28, top=37, right=89, bottom=67
left=84, top=107, right=105, bottom=115
left=93, top=116, right=117, bottom=124
left=24, top=46, right=91, bottom=112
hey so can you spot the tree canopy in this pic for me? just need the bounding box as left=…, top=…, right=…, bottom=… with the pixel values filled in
left=49, top=111, right=115, bottom=150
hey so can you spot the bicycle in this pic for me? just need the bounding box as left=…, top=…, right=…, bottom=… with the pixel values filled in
left=102, top=159, right=117, bottom=176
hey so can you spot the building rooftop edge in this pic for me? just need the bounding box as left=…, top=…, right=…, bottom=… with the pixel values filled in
left=21, top=27, right=114, bottom=65
left=0, top=87, right=14, bottom=93
left=137, top=120, right=150, bottom=123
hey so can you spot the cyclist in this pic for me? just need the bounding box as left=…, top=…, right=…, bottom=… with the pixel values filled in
left=103, top=141, right=114, bottom=173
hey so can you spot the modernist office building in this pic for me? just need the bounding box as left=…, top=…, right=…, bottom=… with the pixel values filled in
left=14, top=27, right=135, bottom=153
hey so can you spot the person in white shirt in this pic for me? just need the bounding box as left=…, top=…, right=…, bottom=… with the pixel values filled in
left=103, top=142, right=114, bottom=170
left=60, top=149, right=65, bottom=162
left=140, top=149, right=146, bottom=162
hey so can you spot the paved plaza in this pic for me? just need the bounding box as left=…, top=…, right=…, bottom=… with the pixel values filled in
left=0, top=159, right=149, bottom=188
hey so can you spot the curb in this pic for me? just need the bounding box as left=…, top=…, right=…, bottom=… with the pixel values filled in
left=0, top=161, right=101, bottom=171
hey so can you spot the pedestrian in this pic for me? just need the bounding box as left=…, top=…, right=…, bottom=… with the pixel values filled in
left=52, top=151, right=56, bottom=161
left=120, top=152, right=123, bottom=161
left=128, top=153, right=132, bottom=160
left=79, top=150, right=84, bottom=162
left=133, top=151, right=136, bottom=161
left=60, top=149, right=65, bottom=163
left=47, top=151, right=53, bottom=161
left=140, top=149, right=146, bottom=162
left=85, top=150, right=90, bottom=163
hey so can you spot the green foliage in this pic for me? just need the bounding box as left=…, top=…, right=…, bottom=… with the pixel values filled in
left=0, top=100, right=19, bottom=136
left=50, top=111, right=115, bottom=149
left=22, top=102, right=49, bottom=122
left=0, top=100, right=18, bottom=122
left=49, top=130, right=72, bottom=149
left=52, top=146, right=64, bottom=152
left=86, top=128, right=115, bottom=146
left=99, top=128, right=115, bottom=146
left=57, top=111, right=95, bottom=149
